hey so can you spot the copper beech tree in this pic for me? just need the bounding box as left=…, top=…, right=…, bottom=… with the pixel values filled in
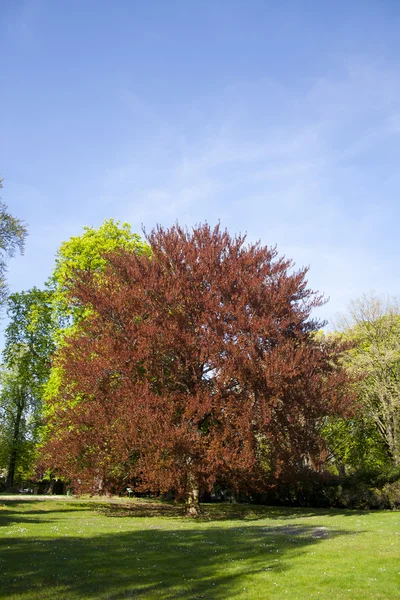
left=42, top=224, right=353, bottom=514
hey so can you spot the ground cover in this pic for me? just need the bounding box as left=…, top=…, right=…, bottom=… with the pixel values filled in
left=0, top=497, right=399, bottom=599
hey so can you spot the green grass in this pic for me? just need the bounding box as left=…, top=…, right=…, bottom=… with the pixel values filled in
left=0, top=497, right=399, bottom=599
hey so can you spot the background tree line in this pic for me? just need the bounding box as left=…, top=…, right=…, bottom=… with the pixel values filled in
left=0, top=180, right=399, bottom=511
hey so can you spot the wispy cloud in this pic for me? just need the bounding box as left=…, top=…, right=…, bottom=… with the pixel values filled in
left=4, top=59, right=399, bottom=327
left=99, top=61, right=400, bottom=324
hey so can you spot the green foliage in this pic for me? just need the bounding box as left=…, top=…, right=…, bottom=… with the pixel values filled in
left=333, top=470, right=400, bottom=510
left=337, top=294, right=400, bottom=467
left=250, top=465, right=400, bottom=510
left=382, top=480, right=400, bottom=509
left=322, top=414, right=390, bottom=472
left=319, top=295, right=400, bottom=475
left=3, top=288, right=55, bottom=379
left=0, top=288, right=54, bottom=487
left=0, top=179, right=28, bottom=306
left=50, top=218, right=150, bottom=321
left=42, top=219, right=150, bottom=416
left=0, top=370, right=39, bottom=481
left=53, top=219, right=148, bottom=278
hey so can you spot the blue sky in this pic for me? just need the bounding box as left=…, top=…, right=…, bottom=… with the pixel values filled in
left=1, top=0, right=400, bottom=333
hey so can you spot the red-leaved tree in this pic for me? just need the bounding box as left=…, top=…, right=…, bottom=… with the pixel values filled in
left=42, top=224, right=353, bottom=513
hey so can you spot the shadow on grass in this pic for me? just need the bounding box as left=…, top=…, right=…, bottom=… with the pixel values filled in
left=0, top=502, right=98, bottom=528
left=95, top=500, right=369, bottom=522
left=0, top=516, right=357, bottom=599
left=0, top=497, right=368, bottom=528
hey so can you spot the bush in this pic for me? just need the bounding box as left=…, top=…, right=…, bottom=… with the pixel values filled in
left=248, top=470, right=343, bottom=508
left=382, top=481, right=400, bottom=509
left=248, top=468, right=400, bottom=510
left=335, top=484, right=386, bottom=510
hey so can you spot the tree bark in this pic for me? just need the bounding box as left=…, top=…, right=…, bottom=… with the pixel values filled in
left=185, top=458, right=201, bottom=516
left=6, top=398, right=24, bottom=490
left=230, top=489, right=239, bottom=504
left=186, top=484, right=201, bottom=516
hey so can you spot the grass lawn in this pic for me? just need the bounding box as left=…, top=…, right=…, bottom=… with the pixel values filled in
left=0, top=497, right=399, bottom=599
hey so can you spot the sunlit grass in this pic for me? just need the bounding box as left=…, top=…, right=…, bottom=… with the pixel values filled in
left=0, top=496, right=399, bottom=599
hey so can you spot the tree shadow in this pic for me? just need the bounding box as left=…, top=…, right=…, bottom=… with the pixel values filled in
left=0, top=497, right=370, bottom=529
left=0, top=514, right=357, bottom=599
left=94, top=500, right=369, bottom=522
left=0, top=501, right=96, bottom=527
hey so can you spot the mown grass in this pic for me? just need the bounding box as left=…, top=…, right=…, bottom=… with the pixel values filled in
left=0, top=496, right=399, bottom=599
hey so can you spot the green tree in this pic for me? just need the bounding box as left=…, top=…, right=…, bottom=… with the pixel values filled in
left=50, top=218, right=149, bottom=325
left=0, top=288, right=54, bottom=488
left=0, top=179, right=28, bottom=306
left=43, top=219, right=150, bottom=402
left=322, top=414, right=390, bottom=475
left=337, top=294, right=400, bottom=467
left=35, top=220, right=149, bottom=448
left=0, top=220, right=149, bottom=489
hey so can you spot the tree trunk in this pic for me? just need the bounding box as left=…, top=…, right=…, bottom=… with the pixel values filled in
left=6, top=399, right=24, bottom=490
left=186, top=484, right=201, bottom=516
left=185, top=458, right=201, bottom=516
left=230, top=489, right=239, bottom=504
left=386, top=417, right=400, bottom=467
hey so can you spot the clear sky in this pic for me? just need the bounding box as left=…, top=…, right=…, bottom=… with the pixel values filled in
left=1, top=0, right=400, bottom=332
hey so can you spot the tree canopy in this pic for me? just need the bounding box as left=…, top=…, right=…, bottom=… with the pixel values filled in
left=0, top=288, right=54, bottom=488
left=0, top=179, right=28, bottom=306
left=43, top=223, right=354, bottom=513
left=42, top=219, right=150, bottom=408
left=50, top=218, right=150, bottom=324
left=337, top=294, right=400, bottom=467
left=0, top=220, right=149, bottom=490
